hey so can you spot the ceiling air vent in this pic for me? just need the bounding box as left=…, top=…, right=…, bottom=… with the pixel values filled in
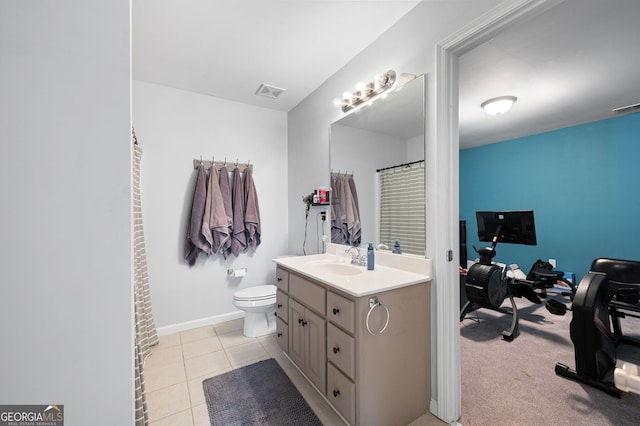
left=255, top=83, right=286, bottom=99
left=612, top=102, right=640, bottom=114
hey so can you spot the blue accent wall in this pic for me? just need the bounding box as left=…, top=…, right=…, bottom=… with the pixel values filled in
left=460, top=113, right=640, bottom=281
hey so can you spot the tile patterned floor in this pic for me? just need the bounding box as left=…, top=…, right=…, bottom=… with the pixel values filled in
left=144, top=318, right=445, bottom=426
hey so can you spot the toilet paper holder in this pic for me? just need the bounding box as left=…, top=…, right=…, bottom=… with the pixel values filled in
left=227, top=268, right=247, bottom=277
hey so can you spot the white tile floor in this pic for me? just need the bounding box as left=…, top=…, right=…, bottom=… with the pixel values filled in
left=144, top=318, right=445, bottom=426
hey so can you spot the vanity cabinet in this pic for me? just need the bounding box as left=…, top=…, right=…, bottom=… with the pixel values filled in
left=277, top=264, right=431, bottom=426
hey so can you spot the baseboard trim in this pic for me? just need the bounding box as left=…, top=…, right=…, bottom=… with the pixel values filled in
left=156, top=311, right=245, bottom=336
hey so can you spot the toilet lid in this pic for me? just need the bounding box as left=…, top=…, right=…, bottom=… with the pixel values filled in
left=234, top=285, right=277, bottom=301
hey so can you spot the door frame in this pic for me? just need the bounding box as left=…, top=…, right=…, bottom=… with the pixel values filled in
left=428, top=0, right=565, bottom=422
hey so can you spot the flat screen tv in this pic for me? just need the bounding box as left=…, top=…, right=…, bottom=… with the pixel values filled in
left=476, top=210, right=537, bottom=246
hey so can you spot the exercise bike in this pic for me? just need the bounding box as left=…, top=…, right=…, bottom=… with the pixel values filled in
left=460, top=224, right=522, bottom=340
left=460, top=210, right=574, bottom=340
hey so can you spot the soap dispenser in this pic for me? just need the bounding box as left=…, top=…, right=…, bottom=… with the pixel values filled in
left=392, top=240, right=403, bottom=254
left=367, top=242, right=375, bottom=270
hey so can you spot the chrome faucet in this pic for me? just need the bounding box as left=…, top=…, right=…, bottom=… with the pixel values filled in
left=345, top=245, right=367, bottom=266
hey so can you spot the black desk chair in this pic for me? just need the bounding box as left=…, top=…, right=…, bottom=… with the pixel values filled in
left=590, top=258, right=640, bottom=347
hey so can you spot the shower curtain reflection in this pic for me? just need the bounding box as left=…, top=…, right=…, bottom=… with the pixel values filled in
left=378, top=161, right=425, bottom=256
left=330, top=172, right=361, bottom=246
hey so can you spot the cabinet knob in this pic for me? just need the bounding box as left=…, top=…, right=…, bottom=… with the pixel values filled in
left=277, top=332, right=283, bottom=337
left=277, top=303, right=283, bottom=308
left=332, top=346, right=340, bottom=354
left=298, top=318, right=304, bottom=324
left=333, top=389, right=340, bottom=398
left=277, top=277, right=283, bottom=282
left=332, top=307, right=340, bottom=315
left=302, top=320, right=308, bottom=326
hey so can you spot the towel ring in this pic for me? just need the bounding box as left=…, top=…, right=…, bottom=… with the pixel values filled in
left=366, top=297, right=390, bottom=335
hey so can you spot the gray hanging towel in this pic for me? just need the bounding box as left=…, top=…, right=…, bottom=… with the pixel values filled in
left=185, top=164, right=210, bottom=265
left=203, top=166, right=230, bottom=255
left=343, top=176, right=361, bottom=246
left=331, top=174, right=346, bottom=244
left=219, top=166, right=233, bottom=257
left=230, top=168, right=247, bottom=256
left=347, top=175, right=361, bottom=245
left=243, top=167, right=261, bottom=250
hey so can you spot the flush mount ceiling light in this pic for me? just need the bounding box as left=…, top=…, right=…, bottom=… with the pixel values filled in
left=255, top=83, right=286, bottom=99
left=612, top=102, right=640, bottom=114
left=481, top=96, right=518, bottom=116
left=340, top=70, right=397, bottom=113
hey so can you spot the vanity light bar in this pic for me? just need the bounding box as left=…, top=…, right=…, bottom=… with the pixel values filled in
left=340, top=70, right=397, bottom=113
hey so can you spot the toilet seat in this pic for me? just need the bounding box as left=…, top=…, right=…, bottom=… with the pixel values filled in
left=233, top=285, right=277, bottom=301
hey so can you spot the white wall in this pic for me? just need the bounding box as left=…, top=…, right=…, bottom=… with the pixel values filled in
left=0, top=1, right=133, bottom=424
left=133, top=81, right=288, bottom=331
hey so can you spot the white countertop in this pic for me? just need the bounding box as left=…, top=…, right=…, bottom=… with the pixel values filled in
left=273, top=252, right=431, bottom=297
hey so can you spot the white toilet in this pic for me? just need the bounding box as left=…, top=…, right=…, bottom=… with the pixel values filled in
left=232, top=284, right=277, bottom=337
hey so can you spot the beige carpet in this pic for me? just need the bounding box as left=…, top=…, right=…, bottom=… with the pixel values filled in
left=460, top=295, right=640, bottom=425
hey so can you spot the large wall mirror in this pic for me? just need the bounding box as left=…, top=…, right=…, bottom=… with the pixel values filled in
left=329, top=74, right=426, bottom=255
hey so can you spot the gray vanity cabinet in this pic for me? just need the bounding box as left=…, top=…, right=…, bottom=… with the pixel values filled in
left=277, top=264, right=430, bottom=426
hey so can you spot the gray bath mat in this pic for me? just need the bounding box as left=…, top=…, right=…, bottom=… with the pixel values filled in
left=203, top=358, right=322, bottom=425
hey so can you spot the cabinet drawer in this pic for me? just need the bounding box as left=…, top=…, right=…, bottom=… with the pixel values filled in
left=276, top=317, right=288, bottom=353
left=290, top=274, right=326, bottom=315
left=276, top=289, right=288, bottom=324
left=327, top=363, right=356, bottom=426
left=327, top=323, right=355, bottom=379
left=327, top=291, right=355, bottom=334
left=276, top=267, right=289, bottom=293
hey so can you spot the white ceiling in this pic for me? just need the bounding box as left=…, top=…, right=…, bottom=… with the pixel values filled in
left=133, top=0, right=640, bottom=149
left=133, top=0, right=421, bottom=112
left=459, top=0, right=640, bottom=148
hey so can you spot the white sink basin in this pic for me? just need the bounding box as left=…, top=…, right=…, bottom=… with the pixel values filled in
left=306, top=259, right=363, bottom=276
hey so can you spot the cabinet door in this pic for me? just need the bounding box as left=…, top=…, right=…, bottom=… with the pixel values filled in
left=276, top=267, right=289, bottom=292
left=327, top=291, right=355, bottom=334
left=276, top=317, right=288, bottom=353
left=288, top=299, right=306, bottom=368
left=327, top=363, right=356, bottom=426
left=327, top=323, right=355, bottom=379
left=276, top=289, right=288, bottom=324
left=305, top=308, right=326, bottom=393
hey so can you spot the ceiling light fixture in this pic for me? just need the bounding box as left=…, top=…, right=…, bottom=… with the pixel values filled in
left=481, top=95, right=517, bottom=116
left=340, top=70, right=396, bottom=113
left=612, top=102, right=640, bottom=114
